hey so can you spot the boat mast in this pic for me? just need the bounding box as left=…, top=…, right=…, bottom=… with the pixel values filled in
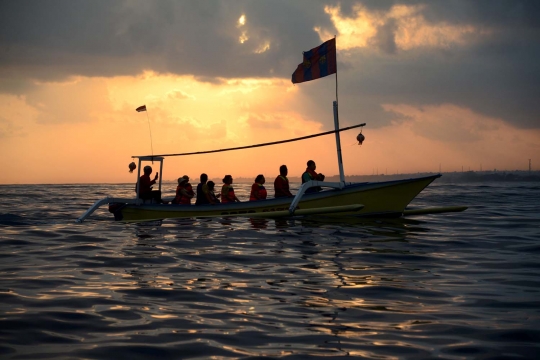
left=333, top=101, right=345, bottom=183
left=333, top=35, right=345, bottom=183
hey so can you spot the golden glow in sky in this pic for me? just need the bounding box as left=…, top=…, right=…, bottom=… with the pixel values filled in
left=1, top=71, right=537, bottom=184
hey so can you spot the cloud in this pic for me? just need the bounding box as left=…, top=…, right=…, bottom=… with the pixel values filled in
left=246, top=112, right=322, bottom=134
left=372, top=18, right=398, bottom=54
left=346, top=102, right=540, bottom=174
left=315, top=3, right=485, bottom=52
left=0, top=0, right=539, bottom=131
left=27, top=77, right=113, bottom=124
left=0, top=116, right=25, bottom=139
left=0, top=94, right=39, bottom=138
left=0, top=0, right=329, bottom=81
left=247, top=115, right=284, bottom=130
left=167, top=90, right=196, bottom=100
left=1, top=71, right=538, bottom=184
left=160, top=117, right=227, bottom=143
left=382, top=103, right=500, bottom=142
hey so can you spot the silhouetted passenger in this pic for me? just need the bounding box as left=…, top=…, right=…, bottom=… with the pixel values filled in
left=302, top=160, right=325, bottom=193
left=172, top=175, right=194, bottom=205
left=221, top=175, right=240, bottom=203
left=274, top=165, right=293, bottom=198
left=249, top=174, right=268, bottom=201
left=207, top=181, right=220, bottom=204
left=195, top=173, right=213, bottom=205
left=137, top=165, right=166, bottom=204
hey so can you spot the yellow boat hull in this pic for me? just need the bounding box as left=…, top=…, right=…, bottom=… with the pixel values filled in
left=112, top=175, right=440, bottom=222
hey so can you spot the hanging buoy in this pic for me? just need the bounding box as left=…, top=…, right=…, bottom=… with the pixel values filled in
left=128, top=162, right=136, bottom=173
left=356, top=132, right=365, bottom=145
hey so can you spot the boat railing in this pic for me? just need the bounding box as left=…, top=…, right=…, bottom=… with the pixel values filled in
left=289, top=181, right=346, bottom=215
left=76, top=197, right=140, bottom=223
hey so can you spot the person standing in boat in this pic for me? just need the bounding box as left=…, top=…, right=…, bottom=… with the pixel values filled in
left=206, top=181, right=221, bottom=204
left=137, top=165, right=167, bottom=203
left=302, top=160, right=325, bottom=193
left=172, top=175, right=194, bottom=205
left=249, top=175, right=268, bottom=201
left=195, top=173, right=214, bottom=205
left=221, top=175, right=241, bottom=203
left=274, top=165, right=293, bottom=198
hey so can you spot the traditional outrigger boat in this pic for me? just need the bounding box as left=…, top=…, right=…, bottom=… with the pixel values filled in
left=78, top=39, right=467, bottom=223
left=77, top=102, right=466, bottom=223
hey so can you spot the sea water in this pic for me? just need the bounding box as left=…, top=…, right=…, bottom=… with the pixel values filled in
left=0, top=182, right=539, bottom=359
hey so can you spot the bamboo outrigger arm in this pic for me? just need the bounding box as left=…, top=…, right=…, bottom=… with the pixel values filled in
left=76, top=197, right=140, bottom=223
left=288, top=181, right=347, bottom=215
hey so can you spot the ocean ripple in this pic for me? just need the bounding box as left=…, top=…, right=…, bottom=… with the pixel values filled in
left=0, top=182, right=539, bottom=358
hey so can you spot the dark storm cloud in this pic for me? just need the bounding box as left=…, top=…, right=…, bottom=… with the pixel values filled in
left=304, top=0, right=540, bottom=130
left=372, top=18, right=398, bottom=54
left=422, top=0, right=540, bottom=28
left=0, top=0, right=539, bottom=129
left=0, top=0, right=334, bottom=80
left=310, top=42, right=540, bottom=131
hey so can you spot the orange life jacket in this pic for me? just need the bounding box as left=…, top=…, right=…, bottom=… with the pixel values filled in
left=221, top=185, right=236, bottom=203
left=274, top=175, right=292, bottom=198
left=180, top=183, right=194, bottom=204
left=249, top=183, right=267, bottom=201
left=173, top=184, right=184, bottom=204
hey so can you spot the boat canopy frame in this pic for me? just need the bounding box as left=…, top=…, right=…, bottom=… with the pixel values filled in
left=77, top=102, right=365, bottom=222
left=133, top=156, right=164, bottom=200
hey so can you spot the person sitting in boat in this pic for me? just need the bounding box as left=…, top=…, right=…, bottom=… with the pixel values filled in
left=221, top=175, right=241, bottom=203
left=206, top=181, right=221, bottom=204
left=172, top=175, right=194, bottom=205
left=137, top=165, right=167, bottom=204
left=171, top=177, right=186, bottom=204
left=195, top=173, right=211, bottom=205
left=302, top=160, right=325, bottom=193
left=274, top=165, right=293, bottom=198
left=249, top=174, right=268, bottom=201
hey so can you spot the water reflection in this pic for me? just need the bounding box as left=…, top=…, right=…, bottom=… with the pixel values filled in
left=249, top=218, right=268, bottom=229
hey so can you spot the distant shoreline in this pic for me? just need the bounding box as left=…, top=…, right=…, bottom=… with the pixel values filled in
left=189, top=170, right=540, bottom=184
left=1, top=170, right=538, bottom=186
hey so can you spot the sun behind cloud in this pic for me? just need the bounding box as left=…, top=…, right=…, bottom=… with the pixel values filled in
left=238, top=14, right=246, bottom=26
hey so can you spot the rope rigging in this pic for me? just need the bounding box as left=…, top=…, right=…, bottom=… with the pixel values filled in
left=133, top=123, right=365, bottom=159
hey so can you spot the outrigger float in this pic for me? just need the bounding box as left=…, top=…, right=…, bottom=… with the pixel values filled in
left=77, top=101, right=466, bottom=223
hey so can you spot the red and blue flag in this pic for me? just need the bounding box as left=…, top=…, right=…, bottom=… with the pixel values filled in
left=291, top=38, right=337, bottom=84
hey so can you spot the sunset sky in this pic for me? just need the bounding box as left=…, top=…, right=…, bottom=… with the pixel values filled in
left=1, top=0, right=539, bottom=184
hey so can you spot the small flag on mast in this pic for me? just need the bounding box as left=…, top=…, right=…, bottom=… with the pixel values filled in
left=136, top=105, right=147, bottom=112
left=292, top=38, right=337, bottom=84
